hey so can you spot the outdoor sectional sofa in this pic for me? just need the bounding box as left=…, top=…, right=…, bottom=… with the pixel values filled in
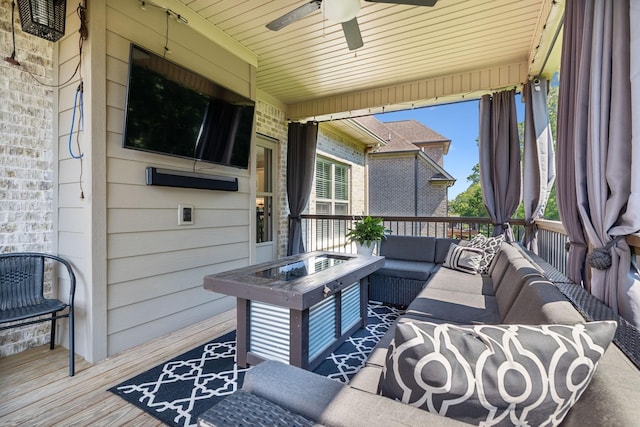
left=198, top=235, right=640, bottom=427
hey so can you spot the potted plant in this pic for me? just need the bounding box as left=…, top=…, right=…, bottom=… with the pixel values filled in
left=345, top=216, right=388, bottom=255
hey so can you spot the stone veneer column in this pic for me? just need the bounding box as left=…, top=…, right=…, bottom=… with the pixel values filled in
left=0, top=0, right=55, bottom=357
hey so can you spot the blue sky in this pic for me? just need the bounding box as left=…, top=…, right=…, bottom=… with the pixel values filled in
left=375, top=95, right=524, bottom=199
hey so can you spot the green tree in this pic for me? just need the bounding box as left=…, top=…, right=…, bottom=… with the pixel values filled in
left=449, top=183, right=488, bottom=217
left=467, top=164, right=480, bottom=185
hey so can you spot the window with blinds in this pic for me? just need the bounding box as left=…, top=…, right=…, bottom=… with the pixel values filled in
left=315, top=158, right=349, bottom=248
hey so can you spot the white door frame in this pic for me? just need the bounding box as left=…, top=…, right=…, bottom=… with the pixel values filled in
left=255, top=134, right=278, bottom=263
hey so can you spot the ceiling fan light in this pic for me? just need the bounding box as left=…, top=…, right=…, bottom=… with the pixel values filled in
left=324, top=0, right=361, bottom=23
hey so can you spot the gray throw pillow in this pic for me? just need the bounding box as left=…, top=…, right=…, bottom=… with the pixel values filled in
left=443, top=243, right=484, bottom=275
left=380, top=320, right=617, bottom=426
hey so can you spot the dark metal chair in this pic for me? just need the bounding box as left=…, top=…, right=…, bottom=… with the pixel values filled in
left=0, top=253, right=76, bottom=376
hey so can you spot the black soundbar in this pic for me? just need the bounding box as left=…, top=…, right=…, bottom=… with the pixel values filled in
left=145, top=167, right=239, bottom=191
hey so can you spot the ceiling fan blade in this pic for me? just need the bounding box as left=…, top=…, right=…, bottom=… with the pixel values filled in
left=266, top=0, right=322, bottom=31
left=342, top=18, right=363, bottom=50
left=365, top=0, right=438, bottom=6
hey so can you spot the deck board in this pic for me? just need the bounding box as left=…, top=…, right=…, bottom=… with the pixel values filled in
left=0, top=309, right=236, bottom=426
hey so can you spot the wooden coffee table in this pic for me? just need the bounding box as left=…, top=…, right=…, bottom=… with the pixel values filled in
left=203, top=251, right=384, bottom=370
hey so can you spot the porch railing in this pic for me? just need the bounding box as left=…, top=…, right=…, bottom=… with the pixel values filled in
left=300, top=215, right=639, bottom=280
left=536, top=219, right=569, bottom=276
left=300, top=215, right=526, bottom=254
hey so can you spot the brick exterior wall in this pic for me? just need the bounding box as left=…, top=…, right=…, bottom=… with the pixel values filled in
left=312, top=125, right=367, bottom=216
left=422, top=146, right=443, bottom=166
left=417, top=160, right=448, bottom=217
left=369, top=154, right=449, bottom=220
left=254, top=99, right=288, bottom=258
left=369, top=156, right=416, bottom=216
left=0, top=0, right=56, bottom=357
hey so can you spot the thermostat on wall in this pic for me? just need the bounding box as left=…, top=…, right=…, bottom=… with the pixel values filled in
left=178, top=204, right=194, bottom=225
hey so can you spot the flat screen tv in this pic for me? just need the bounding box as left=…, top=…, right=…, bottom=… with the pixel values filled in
left=122, top=44, right=254, bottom=169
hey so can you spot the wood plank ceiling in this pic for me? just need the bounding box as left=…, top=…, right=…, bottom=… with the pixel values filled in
left=178, top=0, right=563, bottom=119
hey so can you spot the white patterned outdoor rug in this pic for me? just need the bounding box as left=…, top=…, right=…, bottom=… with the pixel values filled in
left=108, top=302, right=401, bottom=427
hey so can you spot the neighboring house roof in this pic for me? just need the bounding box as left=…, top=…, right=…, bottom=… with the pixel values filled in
left=351, top=116, right=456, bottom=184
left=383, top=120, right=451, bottom=154
left=352, top=116, right=415, bottom=152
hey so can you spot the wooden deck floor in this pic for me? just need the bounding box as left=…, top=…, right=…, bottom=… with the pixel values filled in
left=0, top=309, right=236, bottom=427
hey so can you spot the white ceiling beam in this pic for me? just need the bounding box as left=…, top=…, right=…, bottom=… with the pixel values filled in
left=287, top=61, right=529, bottom=121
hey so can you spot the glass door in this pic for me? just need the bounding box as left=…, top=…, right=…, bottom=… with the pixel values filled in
left=255, top=135, right=277, bottom=263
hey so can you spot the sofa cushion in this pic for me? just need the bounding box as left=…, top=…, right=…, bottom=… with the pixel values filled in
left=502, top=277, right=585, bottom=324
left=561, top=344, right=640, bottom=426
left=443, top=244, right=484, bottom=275
left=380, top=235, right=436, bottom=263
left=406, top=288, right=501, bottom=324
left=434, top=238, right=460, bottom=264
left=374, top=259, right=437, bottom=281
left=380, top=320, right=617, bottom=426
left=243, top=360, right=468, bottom=427
left=494, top=258, right=544, bottom=316
left=427, top=266, right=495, bottom=295
left=488, top=242, right=524, bottom=290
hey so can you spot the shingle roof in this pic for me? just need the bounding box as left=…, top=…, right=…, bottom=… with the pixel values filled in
left=353, top=116, right=451, bottom=154
left=383, top=120, right=451, bottom=145
left=353, top=116, right=456, bottom=183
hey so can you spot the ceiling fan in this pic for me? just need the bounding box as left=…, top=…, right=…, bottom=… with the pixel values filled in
left=266, top=0, right=439, bottom=51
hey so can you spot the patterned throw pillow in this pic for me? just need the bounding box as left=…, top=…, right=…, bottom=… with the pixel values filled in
left=443, top=244, right=484, bottom=275
left=380, top=321, right=617, bottom=426
left=468, top=233, right=505, bottom=274
left=468, top=233, right=488, bottom=248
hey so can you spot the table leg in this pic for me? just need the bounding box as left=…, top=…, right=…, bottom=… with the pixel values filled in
left=360, top=277, right=369, bottom=328
left=236, top=298, right=248, bottom=368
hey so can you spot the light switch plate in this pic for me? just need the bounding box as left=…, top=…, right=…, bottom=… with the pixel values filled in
left=178, top=204, right=194, bottom=225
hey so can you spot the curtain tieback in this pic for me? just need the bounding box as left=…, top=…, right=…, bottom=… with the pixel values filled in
left=289, top=215, right=301, bottom=221
left=586, top=236, right=624, bottom=270
left=492, top=222, right=510, bottom=230
left=564, top=241, right=588, bottom=252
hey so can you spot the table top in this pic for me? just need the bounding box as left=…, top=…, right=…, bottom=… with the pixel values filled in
left=203, top=251, right=384, bottom=310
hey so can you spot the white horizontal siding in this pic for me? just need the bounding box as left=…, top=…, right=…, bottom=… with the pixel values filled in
left=107, top=226, right=249, bottom=258
left=107, top=296, right=236, bottom=356
left=108, top=208, right=248, bottom=234
left=108, top=258, right=248, bottom=309
left=103, top=0, right=256, bottom=356
left=107, top=242, right=249, bottom=284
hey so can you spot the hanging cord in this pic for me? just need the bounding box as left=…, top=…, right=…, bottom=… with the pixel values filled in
left=5, top=2, right=88, bottom=198
left=139, top=0, right=188, bottom=57
left=65, top=3, right=88, bottom=200
left=68, top=81, right=85, bottom=198
left=68, top=82, right=84, bottom=160
left=164, top=10, right=171, bottom=57
left=4, top=1, right=20, bottom=66
left=16, top=4, right=88, bottom=88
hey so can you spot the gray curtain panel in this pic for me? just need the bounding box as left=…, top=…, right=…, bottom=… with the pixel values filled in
left=522, top=78, right=556, bottom=254
left=286, top=122, right=318, bottom=256
left=556, top=0, right=589, bottom=286
left=573, top=0, right=640, bottom=328
left=478, top=89, right=521, bottom=242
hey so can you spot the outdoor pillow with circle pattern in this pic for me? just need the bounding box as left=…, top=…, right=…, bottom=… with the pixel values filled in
left=380, top=320, right=617, bottom=426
